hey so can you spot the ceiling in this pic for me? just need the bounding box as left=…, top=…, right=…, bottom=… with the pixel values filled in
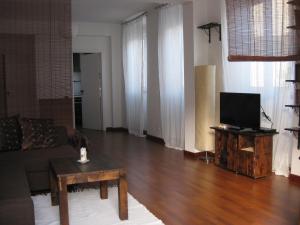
left=72, top=0, right=169, bottom=23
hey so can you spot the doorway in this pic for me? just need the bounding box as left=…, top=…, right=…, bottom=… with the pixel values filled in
left=72, top=53, right=103, bottom=130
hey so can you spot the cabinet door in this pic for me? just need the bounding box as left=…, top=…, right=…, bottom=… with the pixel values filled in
left=227, top=133, right=238, bottom=171
left=237, top=150, right=254, bottom=177
left=253, top=136, right=273, bottom=178
left=215, top=130, right=227, bottom=166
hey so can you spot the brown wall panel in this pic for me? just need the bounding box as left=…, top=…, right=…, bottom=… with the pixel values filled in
left=39, top=98, right=73, bottom=128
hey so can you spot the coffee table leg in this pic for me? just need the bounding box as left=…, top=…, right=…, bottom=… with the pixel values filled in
left=100, top=181, right=108, bottom=199
left=59, top=178, right=69, bottom=225
left=118, top=175, right=128, bottom=220
left=50, top=168, right=58, bottom=206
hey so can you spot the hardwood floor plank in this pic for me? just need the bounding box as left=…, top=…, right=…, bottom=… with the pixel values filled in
left=83, top=130, right=300, bottom=225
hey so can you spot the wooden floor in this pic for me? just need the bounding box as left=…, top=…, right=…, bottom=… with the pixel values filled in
left=84, top=130, right=300, bottom=225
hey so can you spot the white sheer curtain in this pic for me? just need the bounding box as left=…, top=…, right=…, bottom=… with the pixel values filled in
left=122, top=16, right=147, bottom=136
left=221, top=1, right=297, bottom=177
left=158, top=5, right=184, bottom=150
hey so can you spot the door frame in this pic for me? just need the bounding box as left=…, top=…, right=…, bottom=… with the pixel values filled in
left=72, top=35, right=112, bottom=130
left=72, top=52, right=103, bottom=130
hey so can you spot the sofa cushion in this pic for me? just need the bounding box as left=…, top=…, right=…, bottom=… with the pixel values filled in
left=0, top=162, right=34, bottom=225
left=0, top=115, right=22, bottom=152
left=0, top=144, right=77, bottom=191
left=52, top=126, right=69, bottom=147
left=0, top=198, right=34, bottom=225
left=20, top=118, right=56, bottom=150
left=0, top=162, right=31, bottom=199
left=0, top=144, right=78, bottom=172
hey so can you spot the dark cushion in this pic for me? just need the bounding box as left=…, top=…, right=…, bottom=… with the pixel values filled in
left=20, top=118, right=56, bottom=150
left=0, top=115, right=22, bottom=152
left=52, top=126, right=69, bottom=147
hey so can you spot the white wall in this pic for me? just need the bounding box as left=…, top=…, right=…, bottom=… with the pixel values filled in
left=183, top=0, right=222, bottom=153
left=184, top=2, right=197, bottom=152
left=72, top=22, right=125, bottom=129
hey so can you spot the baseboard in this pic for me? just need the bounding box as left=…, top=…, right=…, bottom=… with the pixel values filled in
left=289, top=174, right=300, bottom=184
left=146, top=135, right=165, bottom=145
left=106, top=127, right=128, bottom=133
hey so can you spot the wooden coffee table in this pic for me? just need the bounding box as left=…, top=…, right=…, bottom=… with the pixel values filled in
left=49, top=157, right=128, bottom=225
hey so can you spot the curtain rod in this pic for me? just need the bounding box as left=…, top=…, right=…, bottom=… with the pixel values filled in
left=122, top=1, right=187, bottom=25
left=122, top=11, right=147, bottom=25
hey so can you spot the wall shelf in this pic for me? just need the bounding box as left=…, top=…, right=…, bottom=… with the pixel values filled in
left=285, top=127, right=300, bottom=132
left=286, top=79, right=300, bottom=83
left=285, top=104, right=300, bottom=108
left=197, top=22, right=221, bottom=43
left=287, top=25, right=300, bottom=29
left=287, top=1, right=300, bottom=6
left=285, top=61, right=300, bottom=149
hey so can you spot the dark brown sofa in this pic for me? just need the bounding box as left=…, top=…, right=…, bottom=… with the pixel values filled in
left=0, top=162, right=35, bottom=225
left=0, top=122, right=84, bottom=225
left=0, top=144, right=78, bottom=191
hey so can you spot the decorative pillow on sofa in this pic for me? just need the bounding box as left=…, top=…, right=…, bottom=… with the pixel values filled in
left=0, top=115, right=22, bottom=152
left=20, top=118, right=56, bottom=150
left=52, top=126, right=69, bottom=147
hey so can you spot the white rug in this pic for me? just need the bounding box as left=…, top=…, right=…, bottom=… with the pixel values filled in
left=32, top=187, right=164, bottom=225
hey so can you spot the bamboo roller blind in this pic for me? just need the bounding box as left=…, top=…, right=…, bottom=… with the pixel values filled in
left=0, top=0, right=73, bottom=127
left=226, top=0, right=300, bottom=61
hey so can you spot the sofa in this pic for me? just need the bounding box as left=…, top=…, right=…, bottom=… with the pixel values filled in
left=0, top=116, right=85, bottom=225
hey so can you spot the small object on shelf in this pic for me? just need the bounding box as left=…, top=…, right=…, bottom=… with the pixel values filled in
left=197, top=22, right=221, bottom=43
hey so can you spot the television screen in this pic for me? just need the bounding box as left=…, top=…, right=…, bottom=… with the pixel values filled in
left=220, top=92, right=260, bottom=129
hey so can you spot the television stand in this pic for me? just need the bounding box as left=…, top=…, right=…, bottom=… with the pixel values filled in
left=210, top=126, right=278, bottom=178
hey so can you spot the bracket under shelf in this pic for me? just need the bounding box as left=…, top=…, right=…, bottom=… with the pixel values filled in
left=285, top=127, right=300, bottom=149
left=197, top=22, right=221, bottom=43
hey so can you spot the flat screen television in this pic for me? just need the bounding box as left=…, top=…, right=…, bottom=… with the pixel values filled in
left=220, top=92, right=260, bottom=130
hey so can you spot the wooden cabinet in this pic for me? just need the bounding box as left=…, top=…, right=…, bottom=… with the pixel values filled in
left=211, top=127, right=277, bottom=178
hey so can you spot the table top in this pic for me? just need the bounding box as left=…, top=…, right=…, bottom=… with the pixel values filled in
left=50, top=157, right=124, bottom=178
